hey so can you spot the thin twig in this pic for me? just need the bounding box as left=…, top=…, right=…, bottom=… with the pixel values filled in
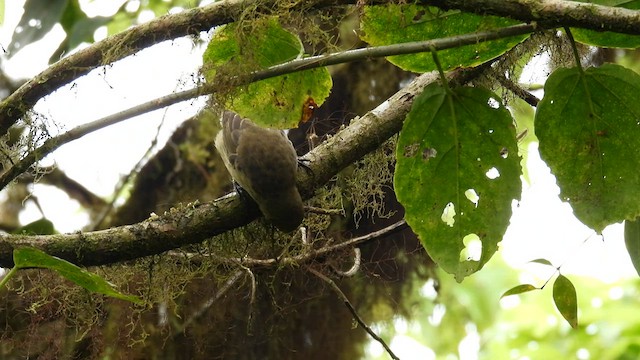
left=304, top=206, right=344, bottom=216
left=174, top=268, right=245, bottom=336
left=88, top=103, right=171, bottom=230
left=237, top=263, right=257, bottom=334
left=330, top=247, right=361, bottom=277
left=0, top=23, right=540, bottom=191
left=493, top=73, right=540, bottom=107
left=172, top=219, right=408, bottom=268
left=308, top=267, right=399, bottom=360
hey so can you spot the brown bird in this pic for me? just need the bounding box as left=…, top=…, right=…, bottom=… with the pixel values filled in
left=215, top=110, right=304, bottom=232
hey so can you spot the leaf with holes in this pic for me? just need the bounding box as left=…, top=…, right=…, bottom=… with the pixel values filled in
left=536, top=64, right=640, bottom=232
left=394, top=83, right=521, bottom=282
left=553, top=274, right=578, bottom=329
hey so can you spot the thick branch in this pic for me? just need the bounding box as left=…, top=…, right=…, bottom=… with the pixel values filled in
left=426, top=0, right=640, bottom=35
left=0, top=68, right=476, bottom=268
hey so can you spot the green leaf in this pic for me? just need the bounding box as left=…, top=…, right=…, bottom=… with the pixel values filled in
left=8, top=0, right=68, bottom=56
left=394, top=84, right=522, bottom=282
left=203, top=17, right=332, bottom=129
left=65, top=16, right=111, bottom=50
left=535, top=64, right=640, bottom=232
left=106, top=10, right=134, bottom=36
left=501, top=284, right=538, bottom=298
left=529, top=258, right=554, bottom=267
left=624, top=218, right=640, bottom=277
left=570, top=1, right=640, bottom=48
left=553, top=274, right=578, bottom=328
left=360, top=4, right=529, bottom=72
left=13, top=248, right=142, bottom=304
left=12, top=218, right=56, bottom=235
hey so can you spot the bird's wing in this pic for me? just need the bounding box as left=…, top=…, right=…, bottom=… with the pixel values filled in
left=220, top=110, right=248, bottom=165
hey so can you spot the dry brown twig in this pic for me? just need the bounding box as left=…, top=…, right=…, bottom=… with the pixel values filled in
left=308, top=267, right=400, bottom=360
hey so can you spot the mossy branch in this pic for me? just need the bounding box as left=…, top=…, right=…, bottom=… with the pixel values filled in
left=0, top=68, right=479, bottom=268
left=426, top=0, right=640, bottom=35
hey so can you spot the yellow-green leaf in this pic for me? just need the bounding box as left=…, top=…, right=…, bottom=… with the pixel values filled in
left=0, top=0, right=5, bottom=25
left=501, top=284, right=538, bottom=298
left=12, top=218, right=55, bottom=235
left=553, top=274, right=578, bottom=328
left=203, top=17, right=331, bottom=129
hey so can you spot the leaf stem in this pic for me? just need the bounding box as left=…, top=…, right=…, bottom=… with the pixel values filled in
left=0, top=266, right=18, bottom=290
left=431, top=46, right=452, bottom=95
left=564, top=27, right=583, bottom=74
left=309, top=267, right=400, bottom=360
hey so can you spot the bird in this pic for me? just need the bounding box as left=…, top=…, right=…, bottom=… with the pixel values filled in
left=215, top=110, right=304, bottom=232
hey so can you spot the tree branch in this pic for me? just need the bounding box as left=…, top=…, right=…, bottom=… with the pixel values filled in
left=426, top=0, right=640, bottom=36
left=174, top=268, right=246, bottom=335
left=0, top=0, right=242, bottom=135
left=0, top=23, right=539, bottom=190
left=0, top=65, right=465, bottom=267
left=172, top=219, right=408, bottom=268
left=1, top=0, right=632, bottom=267
left=20, top=166, right=107, bottom=211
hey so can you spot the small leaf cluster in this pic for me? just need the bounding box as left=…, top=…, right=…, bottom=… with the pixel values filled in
left=502, top=259, right=578, bottom=329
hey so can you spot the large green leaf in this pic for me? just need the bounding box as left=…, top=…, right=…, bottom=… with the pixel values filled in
left=360, top=4, right=529, bottom=72
left=535, top=64, right=640, bottom=232
left=203, top=17, right=332, bottom=129
left=12, top=247, right=142, bottom=304
left=394, top=84, right=521, bottom=281
left=570, top=1, right=640, bottom=48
